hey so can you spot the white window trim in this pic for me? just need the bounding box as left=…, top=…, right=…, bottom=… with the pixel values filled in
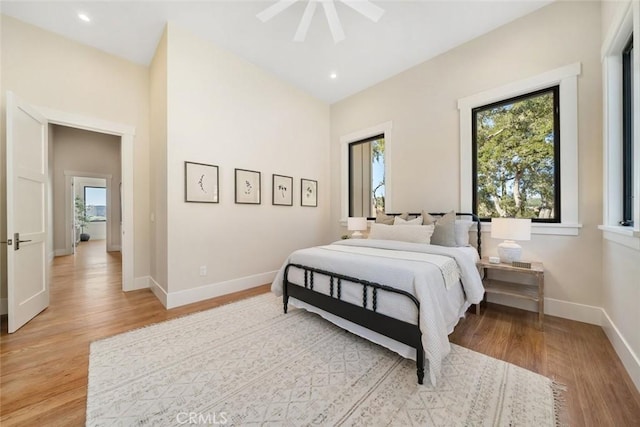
left=340, top=121, right=393, bottom=223
left=600, top=0, right=640, bottom=251
left=458, top=63, right=582, bottom=236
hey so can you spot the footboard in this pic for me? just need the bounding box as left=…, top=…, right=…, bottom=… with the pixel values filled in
left=283, top=263, right=426, bottom=384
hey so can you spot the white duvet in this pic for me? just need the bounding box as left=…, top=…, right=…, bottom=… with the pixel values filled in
left=271, top=239, right=485, bottom=386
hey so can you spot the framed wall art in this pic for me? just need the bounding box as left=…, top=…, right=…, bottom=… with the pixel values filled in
left=235, top=168, right=261, bottom=204
left=185, top=161, right=219, bottom=203
left=272, top=174, right=293, bottom=206
left=301, top=178, right=317, bottom=207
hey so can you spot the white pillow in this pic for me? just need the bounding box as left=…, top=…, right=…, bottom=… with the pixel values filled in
left=368, top=223, right=434, bottom=243
left=454, top=220, right=473, bottom=246
left=393, top=215, right=423, bottom=225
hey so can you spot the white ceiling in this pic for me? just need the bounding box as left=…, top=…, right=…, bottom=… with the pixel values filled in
left=0, top=0, right=553, bottom=103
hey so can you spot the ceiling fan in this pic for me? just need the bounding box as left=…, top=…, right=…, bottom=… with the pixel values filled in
left=257, top=0, right=385, bottom=43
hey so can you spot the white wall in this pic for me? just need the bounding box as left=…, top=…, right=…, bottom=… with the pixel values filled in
left=600, top=0, right=640, bottom=391
left=330, top=1, right=603, bottom=311
left=149, top=28, right=169, bottom=292
left=149, top=24, right=330, bottom=305
left=0, top=15, right=151, bottom=298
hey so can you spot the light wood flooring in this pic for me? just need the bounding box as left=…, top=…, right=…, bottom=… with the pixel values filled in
left=1, top=240, right=639, bottom=426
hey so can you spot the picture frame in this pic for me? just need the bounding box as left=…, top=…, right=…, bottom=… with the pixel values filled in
left=300, top=178, right=317, bottom=207
left=235, top=168, right=261, bottom=204
left=185, top=161, right=219, bottom=203
left=272, top=174, right=293, bottom=206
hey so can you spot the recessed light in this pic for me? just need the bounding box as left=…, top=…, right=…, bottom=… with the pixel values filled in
left=78, top=12, right=91, bottom=23
left=330, top=72, right=338, bottom=79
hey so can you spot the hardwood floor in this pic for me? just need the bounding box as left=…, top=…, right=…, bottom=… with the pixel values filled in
left=450, top=304, right=640, bottom=426
left=1, top=240, right=639, bottom=426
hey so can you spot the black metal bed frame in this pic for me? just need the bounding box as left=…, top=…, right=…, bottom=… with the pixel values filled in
left=282, top=212, right=481, bottom=385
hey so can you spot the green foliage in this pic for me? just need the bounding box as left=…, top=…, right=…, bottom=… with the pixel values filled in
left=75, top=196, right=90, bottom=233
left=372, top=138, right=385, bottom=163
left=372, top=138, right=385, bottom=213
left=475, top=92, right=556, bottom=219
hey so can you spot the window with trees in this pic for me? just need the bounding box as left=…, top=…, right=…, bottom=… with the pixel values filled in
left=622, top=35, right=634, bottom=226
left=84, top=186, right=107, bottom=222
left=473, top=86, right=560, bottom=222
left=349, top=134, right=385, bottom=218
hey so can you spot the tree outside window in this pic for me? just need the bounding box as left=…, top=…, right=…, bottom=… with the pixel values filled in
left=349, top=135, right=385, bottom=218
left=473, top=87, right=560, bottom=222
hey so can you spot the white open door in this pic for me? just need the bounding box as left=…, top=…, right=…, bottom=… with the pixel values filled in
left=5, top=92, right=49, bottom=333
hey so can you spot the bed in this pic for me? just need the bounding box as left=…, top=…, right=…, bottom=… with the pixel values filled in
left=271, top=213, right=485, bottom=386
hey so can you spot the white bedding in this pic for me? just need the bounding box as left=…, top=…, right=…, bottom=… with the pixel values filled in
left=271, top=239, right=485, bottom=386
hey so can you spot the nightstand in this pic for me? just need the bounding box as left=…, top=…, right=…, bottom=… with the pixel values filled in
left=476, top=257, right=545, bottom=329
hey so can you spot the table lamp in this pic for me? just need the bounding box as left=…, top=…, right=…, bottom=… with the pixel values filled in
left=347, top=217, right=368, bottom=239
left=491, top=217, right=531, bottom=263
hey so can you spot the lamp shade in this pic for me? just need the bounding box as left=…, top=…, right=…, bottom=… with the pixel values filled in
left=347, top=217, right=368, bottom=231
left=491, top=218, right=531, bottom=241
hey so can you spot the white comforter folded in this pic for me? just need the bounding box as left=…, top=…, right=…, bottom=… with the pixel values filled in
left=271, top=239, right=485, bottom=386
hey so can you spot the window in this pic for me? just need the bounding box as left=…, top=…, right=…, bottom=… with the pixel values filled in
left=84, top=186, right=107, bottom=222
left=340, top=121, right=392, bottom=222
left=349, top=134, right=385, bottom=218
left=622, top=35, right=634, bottom=226
left=472, top=87, right=560, bottom=222
left=459, top=63, right=580, bottom=235
left=600, top=2, right=639, bottom=246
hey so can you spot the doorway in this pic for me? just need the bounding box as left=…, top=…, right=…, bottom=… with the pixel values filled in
left=40, top=105, right=136, bottom=291
left=3, top=93, right=136, bottom=332
left=74, top=177, right=108, bottom=252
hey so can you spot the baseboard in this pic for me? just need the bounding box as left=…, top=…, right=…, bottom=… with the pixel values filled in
left=0, top=298, right=7, bottom=315
left=543, top=297, right=603, bottom=325
left=165, top=271, right=277, bottom=309
left=149, top=277, right=168, bottom=308
left=107, top=245, right=121, bottom=252
left=601, top=310, right=640, bottom=392
left=486, top=294, right=602, bottom=325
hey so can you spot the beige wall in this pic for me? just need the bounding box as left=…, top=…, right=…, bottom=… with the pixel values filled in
left=600, top=0, right=640, bottom=389
left=0, top=15, right=151, bottom=298
left=160, top=24, right=331, bottom=295
left=330, top=1, right=603, bottom=308
left=149, top=28, right=169, bottom=291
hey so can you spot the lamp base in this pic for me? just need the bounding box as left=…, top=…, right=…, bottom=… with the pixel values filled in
left=350, top=231, right=364, bottom=239
left=497, top=240, right=522, bottom=263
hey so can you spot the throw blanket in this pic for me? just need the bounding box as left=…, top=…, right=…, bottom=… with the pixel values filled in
left=271, top=239, right=485, bottom=386
left=319, top=244, right=461, bottom=290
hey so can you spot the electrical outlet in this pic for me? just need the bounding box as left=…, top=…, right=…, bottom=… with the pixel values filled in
left=199, top=265, right=207, bottom=276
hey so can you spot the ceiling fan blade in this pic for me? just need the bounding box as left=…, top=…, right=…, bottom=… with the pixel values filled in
left=321, top=0, right=345, bottom=43
left=294, top=0, right=318, bottom=42
left=257, top=0, right=300, bottom=23
left=340, top=0, right=385, bottom=22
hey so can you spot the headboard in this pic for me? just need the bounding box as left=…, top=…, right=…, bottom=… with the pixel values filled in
left=380, top=212, right=482, bottom=258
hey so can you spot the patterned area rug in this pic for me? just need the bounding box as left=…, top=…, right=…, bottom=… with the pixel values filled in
left=86, top=293, right=562, bottom=426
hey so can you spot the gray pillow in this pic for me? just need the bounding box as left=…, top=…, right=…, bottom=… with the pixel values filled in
left=422, top=210, right=457, bottom=247
left=375, top=212, right=408, bottom=225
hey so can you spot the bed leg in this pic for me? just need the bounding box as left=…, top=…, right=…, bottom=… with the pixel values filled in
left=283, top=295, right=289, bottom=314
left=417, top=349, right=425, bottom=385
